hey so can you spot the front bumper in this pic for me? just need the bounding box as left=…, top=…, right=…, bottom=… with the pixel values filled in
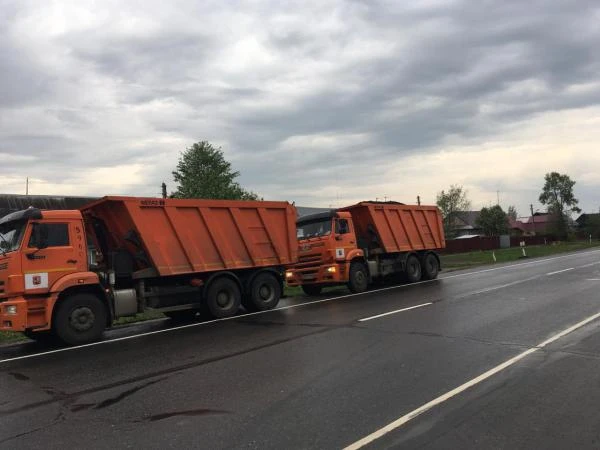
left=286, top=263, right=347, bottom=287
left=0, top=297, right=29, bottom=331
left=0, top=296, right=50, bottom=332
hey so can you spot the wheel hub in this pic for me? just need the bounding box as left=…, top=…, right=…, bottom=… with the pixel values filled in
left=216, top=291, right=232, bottom=308
left=259, top=285, right=272, bottom=300
left=69, top=307, right=95, bottom=332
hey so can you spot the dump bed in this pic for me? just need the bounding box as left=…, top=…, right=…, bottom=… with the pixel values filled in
left=81, top=197, right=297, bottom=277
left=340, top=202, right=445, bottom=254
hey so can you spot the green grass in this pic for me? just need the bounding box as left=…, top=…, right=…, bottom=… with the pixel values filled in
left=0, top=330, right=28, bottom=344
left=441, top=240, right=600, bottom=271
left=113, top=309, right=165, bottom=326
left=2, top=240, right=598, bottom=344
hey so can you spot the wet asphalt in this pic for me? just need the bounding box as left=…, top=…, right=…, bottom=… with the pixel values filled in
left=1, top=249, right=600, bottom=449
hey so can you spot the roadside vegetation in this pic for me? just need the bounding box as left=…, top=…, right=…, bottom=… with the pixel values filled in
left=440, top=241, right=600, bottom=271
left=2, top=240, right=599, bottom=345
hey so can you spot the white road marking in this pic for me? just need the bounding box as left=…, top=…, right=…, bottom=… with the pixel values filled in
left=546, top=268, right=575, bottom=276
left=579, top=261, right=600, bottom=268
left=459, top=275, right=541, bottom=298
left=344, top=310, right=600, bottom=450
left=586, top=279, right=600, bottom=281
left=441, top=249, right=600, bottom=280
left=358, top=303, right=432, bottom=322
left=1, top=249, right=599, bottom=365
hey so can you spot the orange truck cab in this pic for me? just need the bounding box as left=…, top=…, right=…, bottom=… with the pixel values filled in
left=0, top=197, right=297, bottom=345
left=285, top=201, right=445, bottom=295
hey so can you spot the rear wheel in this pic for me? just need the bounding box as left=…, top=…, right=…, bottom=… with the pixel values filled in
left=54, top=293, right=107, bottom=345
left=244, top=273, right=281, bottom=311
left=405, top=255, right=422, bottom=283
left=422, top=253, right=439, bottom=280
left=205, top=278, right=241, bottom=318
left=301, top=284, right=322, bottom=296
left=348, top=262, right=369, bottom=293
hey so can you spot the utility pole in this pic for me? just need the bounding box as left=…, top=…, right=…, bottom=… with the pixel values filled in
left=530, top=204, right=536, bottom=235
left=161, top=182, right=167, bottom=199
left=26, top=177, right=29, bottom=196
left=417, top=195, right=421, bottom=206
left=496, top=190, right=500, bottom=205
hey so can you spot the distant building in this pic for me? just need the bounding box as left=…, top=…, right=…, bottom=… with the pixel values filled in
left=510, top=212, right=559, bottom=236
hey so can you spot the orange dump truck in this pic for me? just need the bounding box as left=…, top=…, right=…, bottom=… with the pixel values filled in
left=285, top=201, right=445, bottom=295
left=0, top=197, right=296, bottom=344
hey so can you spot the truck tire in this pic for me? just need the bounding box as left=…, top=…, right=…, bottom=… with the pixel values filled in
left=348, top=262, right=369, bottom=293
left=405, top=255, right=422, bottom=283
left=422, top=253, right=439, bottom=280
left=205, top=277, right=241, bottom=318
left=301, top=284, right=322, bottom=296
left=54, top=293, right=107, bottom=345
left=244, top=273, right=281, bottom=311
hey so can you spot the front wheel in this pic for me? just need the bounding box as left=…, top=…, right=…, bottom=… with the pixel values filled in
left=348, top=262, right=369, bottom=293
left=205, top=278, right=241, bottom=318
left=54, top=293, right=107, bottom=345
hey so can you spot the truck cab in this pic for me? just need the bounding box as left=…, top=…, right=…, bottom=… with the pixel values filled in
left=0, top=208, right=104, bottom=337
left=285, top=210, right=366, bottom=295
left=286, top=202, right=445, bottom=296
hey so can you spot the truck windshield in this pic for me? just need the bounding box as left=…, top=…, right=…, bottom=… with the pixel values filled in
left=0, top=220, right=26, bottom=254
left=297, top=218, right=332, bottom=240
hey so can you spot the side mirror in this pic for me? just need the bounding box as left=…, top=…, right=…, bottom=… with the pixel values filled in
left=31, top=223, right=49, bottom=250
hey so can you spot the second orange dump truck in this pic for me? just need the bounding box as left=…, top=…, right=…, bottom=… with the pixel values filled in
left=0, top=197, right=296, bottom=345
left=285, top=201, right=445, bottom=295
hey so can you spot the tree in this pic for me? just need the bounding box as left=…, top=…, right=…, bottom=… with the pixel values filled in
left=507, top=205, right=518, bottom=221
left=476, top=205, right=509, bottom=236
left=172, top=141, right=258, bottom=200
left=436, top=185, right=471, bottom=238
left=538, top=172, right=581, bottom=238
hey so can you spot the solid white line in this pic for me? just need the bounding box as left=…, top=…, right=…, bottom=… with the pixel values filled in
left=579, top=261, right=600, bottom=269
left=2, top=249, right=599, bottom=365
left=546, top=268, right=575, bottom=276
left=358, top=303, right=432, bottom=322
left=343, top=310, right=600, bottom=450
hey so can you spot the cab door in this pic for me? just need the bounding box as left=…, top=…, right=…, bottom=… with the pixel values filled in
left=333, top=217, right=356, bottom=261
left=21, top=220, right=80, bottom=294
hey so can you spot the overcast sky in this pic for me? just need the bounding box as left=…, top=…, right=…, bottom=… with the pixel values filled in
left=2, top=0, right=599, bottom=217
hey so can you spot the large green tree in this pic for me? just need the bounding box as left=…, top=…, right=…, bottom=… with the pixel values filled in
left=538, top=172, right=581, bottom=238
left=476, top=205, right=509, bottom=236
left=172, top=141, right=258, bottom=200
left=436, top=185, right=471, bottom=238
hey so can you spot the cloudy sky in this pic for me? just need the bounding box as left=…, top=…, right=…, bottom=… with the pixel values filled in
left=2, top=0, right=599, bottom=217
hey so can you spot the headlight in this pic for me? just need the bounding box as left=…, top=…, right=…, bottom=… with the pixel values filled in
left=326, top=266, right=336, bottom=273
left=5, top=305, right=17, bottom=315
left=285, top=271, right=294, bottom=279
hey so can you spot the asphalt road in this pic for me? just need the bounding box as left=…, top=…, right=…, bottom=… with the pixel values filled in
left=2, top=249, right=600, bottom=449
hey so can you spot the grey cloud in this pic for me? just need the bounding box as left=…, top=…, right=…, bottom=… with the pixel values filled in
left=1, top=0, right=600, bottom=210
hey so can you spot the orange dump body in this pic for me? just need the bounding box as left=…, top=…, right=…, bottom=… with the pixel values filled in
left=340, top=202, right=445, bottom=253
left=81, top=197, right=297, bottom=276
